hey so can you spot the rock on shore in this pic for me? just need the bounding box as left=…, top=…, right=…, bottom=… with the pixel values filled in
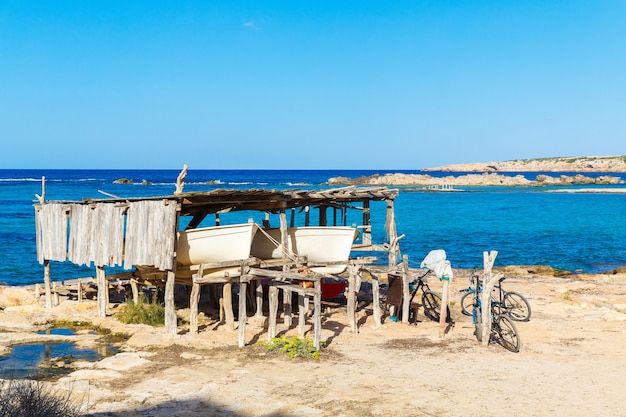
left=327, top=172, right=623, bottom=187
left=423, top=156, right=626, bottom=173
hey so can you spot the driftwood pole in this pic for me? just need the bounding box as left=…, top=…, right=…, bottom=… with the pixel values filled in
left=401, top=255, right=411, bottom=324
left=96, top=265, right=108, bottom=317
left=238, top=280, right=248, bottom=347
left=43, top=260, right=52, bottom=311
left=279, top=209, right=292, bottom=328
left=481, top=250, right=502, bottom=345
left=369, top=270, right=382, bottom=327
left=346, top=261, right=358, bottom=333
left=439, top=271, right=451, bottom=339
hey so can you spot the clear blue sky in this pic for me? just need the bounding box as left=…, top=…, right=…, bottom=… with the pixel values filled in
left=1, top=1, right=625, bottom=169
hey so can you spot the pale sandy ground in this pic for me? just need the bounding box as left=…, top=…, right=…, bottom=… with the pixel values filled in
left=1, top=270, right=626, bottom=417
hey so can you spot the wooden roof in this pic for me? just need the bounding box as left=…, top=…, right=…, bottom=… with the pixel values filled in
left=75, top=186, right=399, bottom=217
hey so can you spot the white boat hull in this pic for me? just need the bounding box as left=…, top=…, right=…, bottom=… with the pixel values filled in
left=251, top=226, right=356, bottom=274
left=177, top=223, right=257, bottom=266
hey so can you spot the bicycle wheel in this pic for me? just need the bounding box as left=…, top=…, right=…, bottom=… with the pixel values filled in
left=460, top=291, right=474, bottom=316
left=493, top=314, right=521, bottom=352
left=422, top=290, right=451, bottom=323
left=504, top=291, right=532, bottom=322
left=473, top=303, right=483, bottom=342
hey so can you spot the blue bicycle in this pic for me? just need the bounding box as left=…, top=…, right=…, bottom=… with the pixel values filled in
left=460, top=271, right=531, bottom=322
left=468, top=272, right=521, bottom=352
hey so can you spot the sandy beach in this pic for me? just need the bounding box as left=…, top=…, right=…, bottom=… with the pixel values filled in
left=1, top=268, right=625, bottom=417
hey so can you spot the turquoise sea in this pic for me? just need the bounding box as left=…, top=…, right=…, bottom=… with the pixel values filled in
left=2, top=169, right=626, bottom=286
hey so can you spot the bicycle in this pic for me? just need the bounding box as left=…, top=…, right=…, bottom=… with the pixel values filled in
left=381, top=270, right=451, bottom=323
left=469, top=273, right=521, bottom=352
left=460, top=270, right=531, bottom=322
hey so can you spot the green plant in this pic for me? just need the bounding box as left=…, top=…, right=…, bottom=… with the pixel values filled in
left=563, top=291, right=573, bottom=301
left=0, top=379, right=81, bottom=417
left=115, top=293, right=166, bottom=326
left=260, top=335, right=324, bottom=360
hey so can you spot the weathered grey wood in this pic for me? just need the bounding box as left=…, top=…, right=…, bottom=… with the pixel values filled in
left=439, top=274, right=451, bottom=339
left=44, top=260, right=52, bottom=310
left=370, top=271, right=382, bottom=327
left=297, top=294, right=307, bottom=336
left=96, top=266, right=107, bottom=317
left=386, top=200, right=398, bottom=267
left=189, top=282, right=201, bottom=335
left=164, top=270, right=177, bottom=334
left=401, top=255, right=410, bottom=324
left=223, top=281, right=235, bottom=331
left=283, top=294, right=292, bottom=328
left=481, top=251, right=501, bottom=345
left=238, top=281, right=247, bottom=347
left=130, top=279, right=139, bottom=303
left=268, top=285, right=279, bottom=341
left=313, top=278, right=322, bottom=350
left=77, top=279, right=83, bottom=303
left=347, top=263, right=358, bottom=333
left=52, top=282, right=59, bottom=306
left=174, top=164, right=188, bottom=195
left=255, top=280, right=264, bottom=319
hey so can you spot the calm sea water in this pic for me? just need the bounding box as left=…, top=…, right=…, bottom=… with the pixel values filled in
left=2, top=169, right=626, bottom=286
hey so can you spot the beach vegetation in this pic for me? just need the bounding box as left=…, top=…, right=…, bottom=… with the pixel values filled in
left=115, top=293, right=185, bottom=327
left=563, top=291, right=573, bottom=301
left=0, top=378, right=82, bottom=417
left=260, top=335, right=324, bottom=360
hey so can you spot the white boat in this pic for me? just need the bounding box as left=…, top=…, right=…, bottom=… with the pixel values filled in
left=251, top=226, right=357, bottom=274
left=176, top=223, right=257, bottom=280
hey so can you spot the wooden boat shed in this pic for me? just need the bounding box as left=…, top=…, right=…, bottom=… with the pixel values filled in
left=34, top=182, right=403, bottom=348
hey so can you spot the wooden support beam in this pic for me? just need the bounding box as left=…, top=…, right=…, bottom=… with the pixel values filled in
left=96, top=266, right=108, bottom=317
left=165, top=269, right=177, bottom=334
left=223, top=281, right=234, bottom=331
left=238, top=280, right=247, bottom=347
left=44, top=260, right=52, bottom=311
left=189, top=282, right=201, bottom=335
left=268, top=285, right=279, bottom=341
left=481, top=250, right=502, bottom=345
left=313, top=277, right=322, bottom=350
left=401, top=255, right=410, bottom=324
left=347, top=262, right=358, bottom=333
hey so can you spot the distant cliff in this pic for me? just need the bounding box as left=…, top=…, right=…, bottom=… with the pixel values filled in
left=423, top=156, right=626, bottom=173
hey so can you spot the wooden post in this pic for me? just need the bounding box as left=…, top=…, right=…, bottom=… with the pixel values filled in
left=223, top=281, right=235, bottom=331
left=52, top=282, right=59, bottom=306
left=77, top=279, right=83, bottom=303
left=362, top=200, right=371, bottom=246
left=304, top=206, right=310, bottom=227
left=370, top=270, right=382, bottom=327
left=481, top=250, right=502, bottom=345
left=164, top=270, right=177, bottom=334
left=401, top=255, right=410, bottom=324
left=279, top=210, right=292, bottom=328
left=386, top=200, right=398, bottom=267
left=313, top=277, right=321, bottom=350
left=43, top=260, right=52, bottom=310
left=297, top=293, right=307, bottom=336
left=96, top=266, right=107, bottom=317
left=347, top=262, right=358, bottom=333
left=268, top=285, right=279, bottom=341
left=255, top=280, right=264, bottom=319
left=189, top=282, right=201, bottom=335
left=439, top=273, right=451, bottom=339
left=130, top=279, right=139, bottom=304
left=238, top=280, right=247, bottom=347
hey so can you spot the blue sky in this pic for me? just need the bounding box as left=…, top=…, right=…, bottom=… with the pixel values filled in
left=1, top=1, right=625, bottom=169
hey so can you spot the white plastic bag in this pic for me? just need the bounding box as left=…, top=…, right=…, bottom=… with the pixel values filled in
left=420, top=249, right=453, bottom=281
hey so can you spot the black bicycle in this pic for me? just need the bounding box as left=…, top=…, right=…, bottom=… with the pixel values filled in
left=469, top=273, right=521, bottom=352
left=381, top=270, right=451, bottom=323
left=460, top=271, right=531, bottom=322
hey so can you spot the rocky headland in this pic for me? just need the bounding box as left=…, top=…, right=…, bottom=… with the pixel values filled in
left=423, top=155, right=626, bottom=173
left=328, top=172, right=624, bottom=187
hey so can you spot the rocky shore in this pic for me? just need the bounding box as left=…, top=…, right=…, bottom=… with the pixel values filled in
left=1, top=267, right=626, bottom=416
left=423, top=155, right=626, bottom=173
left=328, top=172, right=624, bottom=187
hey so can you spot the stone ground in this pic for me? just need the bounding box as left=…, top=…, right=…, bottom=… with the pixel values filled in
left=1, top=269, right=626, bottom=417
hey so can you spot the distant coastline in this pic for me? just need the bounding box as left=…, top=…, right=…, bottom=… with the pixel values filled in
left=422, top=155, right=626, bottom=173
